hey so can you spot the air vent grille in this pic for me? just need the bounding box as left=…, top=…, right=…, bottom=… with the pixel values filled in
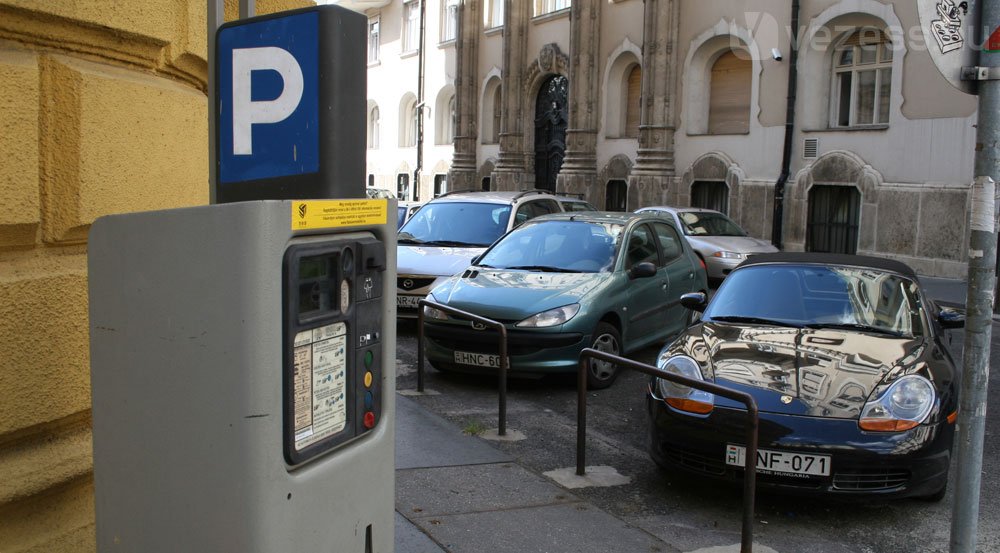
left=803, top=138, right=819, bottom=159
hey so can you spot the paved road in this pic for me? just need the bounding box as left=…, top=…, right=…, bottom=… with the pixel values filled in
left=394, top=319, right=1000, bottom=553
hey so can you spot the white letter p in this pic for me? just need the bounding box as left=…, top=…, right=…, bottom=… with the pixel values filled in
left=231, top=47, right=304, bottom=156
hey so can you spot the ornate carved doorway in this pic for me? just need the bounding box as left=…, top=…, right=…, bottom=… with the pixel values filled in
left=534, top=75, right=568, bottom=192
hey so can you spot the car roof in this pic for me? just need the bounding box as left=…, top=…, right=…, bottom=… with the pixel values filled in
left=638, top=205, right=724, bottom=216
left=428, top=189, right=559, bottom=205
left=736, top=252, right=918, bottom=280
left=528, top=211, right=653, bottom=225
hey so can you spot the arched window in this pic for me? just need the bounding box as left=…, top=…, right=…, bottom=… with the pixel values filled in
left=367, top=105, right=380, bottom=149
left=624, top=65, right=641, bottom=138
left=833, top=29, right=892, bottom=127
left=435, top=90, right=456, bottom=145
left=481, top=77, right=502, bottom=144
left=399, top=95, right=417, bottom=147
left=708, top=50, right=751, bottom=134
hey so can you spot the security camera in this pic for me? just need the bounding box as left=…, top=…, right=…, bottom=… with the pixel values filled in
left=771, top=48, right=783, bottom=61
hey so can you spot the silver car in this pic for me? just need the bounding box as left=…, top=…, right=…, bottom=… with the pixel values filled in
left=396, top=190, right=564, bottom=318
left=635, top=206, right=778, bottom=280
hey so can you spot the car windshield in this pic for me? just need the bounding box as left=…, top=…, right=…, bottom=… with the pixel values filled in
left=398, top=202, right=512, bottom=247
left=678, top=211, right=746, bottom=237
left=704, top=264, right=923, bottom=337
left=477, top=220, right=623, bottom=273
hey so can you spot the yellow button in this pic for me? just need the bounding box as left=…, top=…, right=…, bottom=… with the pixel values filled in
left=364, top=371, right=373, bottom=388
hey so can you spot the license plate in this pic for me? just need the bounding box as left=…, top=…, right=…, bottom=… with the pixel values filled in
left=454, top=351, right=504, bottom=369
left=397, top=295, right=421, bottom=309
left=725, top=444, right=830, bottom=477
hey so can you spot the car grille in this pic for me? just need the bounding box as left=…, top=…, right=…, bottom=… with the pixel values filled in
left=664, top=448, right=726, bottom=476
left=398, top=277, right=437, bottom=292
left=832, top=469, right=910, bottom=491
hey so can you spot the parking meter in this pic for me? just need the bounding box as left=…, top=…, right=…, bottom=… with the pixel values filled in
left=89, top=200, right=396, bottom=552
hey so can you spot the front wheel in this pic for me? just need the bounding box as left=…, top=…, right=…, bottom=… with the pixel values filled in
left=587, top=322, right=622, bottom=390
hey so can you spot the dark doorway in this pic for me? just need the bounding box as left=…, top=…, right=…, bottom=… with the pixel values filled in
left=434, top=174, right=447, bottom=197
left=806, top=185, right=861, bottom=254
left=397, top=173, right=410, bottom=200
left=606, top=180, right=627, bottom=211
left=534, top=75, right=568, bottom=192
left=691, top=181, right=729, bottom=214
left=481, top=176, right=491, bottom=191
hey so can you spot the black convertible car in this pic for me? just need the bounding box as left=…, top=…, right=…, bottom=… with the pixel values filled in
left=647, top=252, right=964, bottom=500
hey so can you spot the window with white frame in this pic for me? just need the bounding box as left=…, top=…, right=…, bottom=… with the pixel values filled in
left=403, top=0, right=420, bottom=53
left=368, top=17, right=380, bottom=63
left=534, top=0, right=570, bottom=17
left=442, top=0, right=459, bottom=42
left=832, top=29, right=892, bottom=128
left=435, top=91, right=456, bottom=145
left=400, top=96, right=418, bottom=147
left=485, top=0, right=504, bottom=28
left=368, top=105, right=380, bottom=149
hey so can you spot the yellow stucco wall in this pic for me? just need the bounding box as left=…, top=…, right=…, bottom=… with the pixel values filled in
left=0, top=1, right=310, bottom=551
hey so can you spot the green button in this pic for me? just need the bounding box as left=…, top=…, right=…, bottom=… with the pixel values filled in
left=364, top=350, right=374, bottom=367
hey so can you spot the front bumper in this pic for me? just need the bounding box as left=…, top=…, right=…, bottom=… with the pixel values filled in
left=423, top=320, right=587, bottom=375
left=646, top=394, right=953, bottom=499
left=396, top=274, right=445, bottom=318
left=703, top=256, right=744, bottom=280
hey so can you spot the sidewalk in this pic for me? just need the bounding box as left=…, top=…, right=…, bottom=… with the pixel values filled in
left=393, top=395, right=686, bottom=553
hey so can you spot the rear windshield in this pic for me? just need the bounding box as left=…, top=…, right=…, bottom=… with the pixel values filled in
left=398, top=202, right=512, bottom=248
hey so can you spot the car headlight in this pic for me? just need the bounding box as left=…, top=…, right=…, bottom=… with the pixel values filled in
left=859, top=374, right=935, bottom=432
left=654, top=353, right=714, bottom=415
left=422, top=294, right=449, bottom=321
left=711, top=251, right=744, bottom=259
left=515, top=304, right=580, bottom=328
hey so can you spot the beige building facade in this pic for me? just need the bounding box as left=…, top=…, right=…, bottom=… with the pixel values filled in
left=0, top=1, right=305, bottom=551
left=357, top=0, right=977, bottom=277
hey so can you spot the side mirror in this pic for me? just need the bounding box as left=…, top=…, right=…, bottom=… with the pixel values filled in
left=680, top=292, right=708, bottom=313
left=938, top=308, right=965, bottom=329
left=628, top=261, right=658, bottom=280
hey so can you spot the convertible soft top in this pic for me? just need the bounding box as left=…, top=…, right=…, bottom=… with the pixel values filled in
left=737, top=251, right=918, bottom=280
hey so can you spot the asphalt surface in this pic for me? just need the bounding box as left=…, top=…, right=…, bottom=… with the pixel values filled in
left=393, top=277, right=999, bottom=553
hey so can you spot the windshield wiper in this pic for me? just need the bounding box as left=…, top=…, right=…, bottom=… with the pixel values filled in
left=709, top=316, right=802, bottom=328
left=397, top=232, right=424, bottom=245
left=422, top=240, right=485, bottom=247
left=504, top=265, right=577, bottom=273
left=804, top=322, right=905, bottom=337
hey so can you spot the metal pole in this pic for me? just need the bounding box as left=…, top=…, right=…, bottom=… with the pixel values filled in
left=576, top=357, right=587, bottom=476
left=207, top=0, right=224, bottom=204
left=417, top=306, right=426, bottom=393
left=415, top=0, right=426, bottom=202
left=952, top=0, right=1000, bottom=550
left=498, top=326, right=508, bottom=436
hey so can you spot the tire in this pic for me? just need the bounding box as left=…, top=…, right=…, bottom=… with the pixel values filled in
left=587, top=322, right=622, bottom=390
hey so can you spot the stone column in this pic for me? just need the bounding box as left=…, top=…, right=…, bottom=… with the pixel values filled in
left=627, top=0, right=679, bottom=209
left=492, top=0, right=531, bottom=191
left=555, top=0, right=601, bottom=199
left=448, top=0, right=480, bottom=191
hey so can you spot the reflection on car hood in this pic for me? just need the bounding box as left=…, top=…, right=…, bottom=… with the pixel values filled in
left=397, top=244, right=485, bottom=277
left=687, top=235, right=778, bottom=255
left=431, top=270, right=606, bottom=322
left=678, top=322, right=925, bottom=419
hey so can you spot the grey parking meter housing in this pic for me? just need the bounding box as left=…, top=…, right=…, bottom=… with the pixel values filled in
left=89, top=200, right=396, bottom=552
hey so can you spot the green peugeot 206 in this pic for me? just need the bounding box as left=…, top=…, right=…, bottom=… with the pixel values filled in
left=422, top=211, right=708, bottom=389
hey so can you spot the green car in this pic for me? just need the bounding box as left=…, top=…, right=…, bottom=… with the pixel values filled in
left=422, top=212, right=708, bottom=388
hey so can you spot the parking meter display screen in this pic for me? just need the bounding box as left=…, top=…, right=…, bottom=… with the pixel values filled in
left=298, top=255, right=332, bottom=315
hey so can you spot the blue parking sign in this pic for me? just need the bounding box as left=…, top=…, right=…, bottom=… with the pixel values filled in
left=217, top=11, right=319, bottom=184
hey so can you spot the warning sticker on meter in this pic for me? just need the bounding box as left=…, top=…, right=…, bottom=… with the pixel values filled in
left=292, top=322, right=348, bottom=451
left=292, top=199, right=388, bottom=230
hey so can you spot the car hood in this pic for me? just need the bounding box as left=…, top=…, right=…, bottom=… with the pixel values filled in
left=687, top=235, right=778, bottom=255
left=430, top=269, right=607, bottom=322
left=397, top=244, right=486, bottom=277
left=672, top=322, right=926, bottom=419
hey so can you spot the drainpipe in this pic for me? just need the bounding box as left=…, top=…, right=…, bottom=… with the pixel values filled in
left=414, top=0, right=426, bottom=202
left=772, top=0, right=800, bottom=249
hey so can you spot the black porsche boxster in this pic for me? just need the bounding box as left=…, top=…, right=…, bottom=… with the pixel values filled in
left=647, top=252, right=964, bottom=500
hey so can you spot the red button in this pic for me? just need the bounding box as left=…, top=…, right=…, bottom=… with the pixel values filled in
left=364, top=411, right=376, bottom=429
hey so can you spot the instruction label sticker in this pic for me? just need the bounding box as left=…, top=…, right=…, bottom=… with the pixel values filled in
left=292, top=322, right=348, bottom=451
left=292, top=199, right=388, bottom=230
